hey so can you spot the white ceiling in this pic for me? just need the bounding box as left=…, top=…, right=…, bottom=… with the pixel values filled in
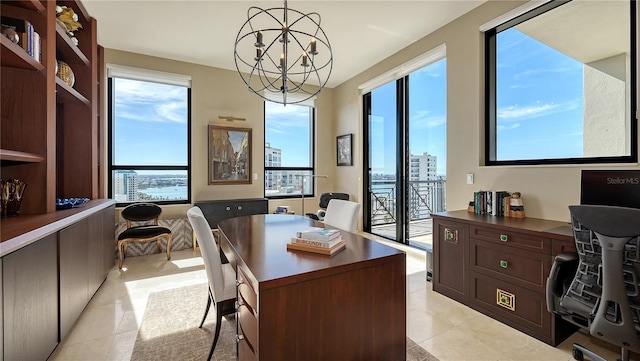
left=82, top=0, right=486, bottom=88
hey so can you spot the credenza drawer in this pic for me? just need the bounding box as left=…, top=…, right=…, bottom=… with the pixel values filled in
left=470, top=239, right=551, bottom=293
left=470, top=272, right=551, bottom=340
left=471, top=225, right=551, bottom=254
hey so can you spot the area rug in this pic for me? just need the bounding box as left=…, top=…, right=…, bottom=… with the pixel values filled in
left=132, top=283, right=439, bottom=361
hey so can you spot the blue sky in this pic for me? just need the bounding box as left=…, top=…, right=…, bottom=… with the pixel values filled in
left=113, top=78, right=188, bottom=166
left=370, top=58, right=448, bottom=176
left=264, top=102, right=312, bottom=167
left=496, top=28, right=583, bottom=160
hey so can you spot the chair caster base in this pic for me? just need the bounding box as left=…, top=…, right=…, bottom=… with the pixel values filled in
left=572, top=343, right=607, bottom=361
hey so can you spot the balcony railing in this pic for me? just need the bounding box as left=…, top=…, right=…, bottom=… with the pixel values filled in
left=369, top=179, right=446, bottom=226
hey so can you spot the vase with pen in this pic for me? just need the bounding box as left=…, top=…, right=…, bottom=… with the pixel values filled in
left=1, top=179, right=27, bottom=217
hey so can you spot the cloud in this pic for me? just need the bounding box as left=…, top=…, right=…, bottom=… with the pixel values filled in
left=114, top=78, right=188, bottom=124
left=513, top=64, right=581, bottom=81
left=410, top=110, right=446, bottom=128
left=265, top=102, right=312, bottom=135
left=497, top=123, right=521, bottom=131
left=498, top=99, right=580, bottom=122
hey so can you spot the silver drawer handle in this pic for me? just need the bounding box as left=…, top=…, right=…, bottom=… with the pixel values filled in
left=236, top=334, right=245, bottom=343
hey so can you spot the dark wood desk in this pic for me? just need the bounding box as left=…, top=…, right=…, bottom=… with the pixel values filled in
left=218, top=214, right=406, bottom=361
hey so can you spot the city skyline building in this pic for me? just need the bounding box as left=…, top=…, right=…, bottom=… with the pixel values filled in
left=410, top=152, right=438, bottom=181
left=114, top=170, right=138, bottom=202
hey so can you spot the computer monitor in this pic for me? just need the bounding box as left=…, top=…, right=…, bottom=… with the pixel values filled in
left=580, top=170, right=640, bottom=209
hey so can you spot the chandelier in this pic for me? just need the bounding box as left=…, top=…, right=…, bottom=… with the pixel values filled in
left=234, top=0, right=333, bottom=105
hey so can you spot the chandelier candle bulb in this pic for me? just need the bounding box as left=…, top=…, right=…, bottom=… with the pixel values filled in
left=310, top=37, right=317, bottom=54
left=255, top=31, right=263, bottom=46
left=301, top=52, right=308, bottom=67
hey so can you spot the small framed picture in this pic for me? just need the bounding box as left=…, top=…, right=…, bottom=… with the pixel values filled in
left=208, top=124, right=252, bottom=184
left=336, top=133, right=353, bottom=166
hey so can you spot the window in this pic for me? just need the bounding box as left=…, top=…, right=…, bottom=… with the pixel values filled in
left=485, top=0, right=636, bottom=165
left=108, top=66, right=191, bottom=206
left=264, top=101, right=315, bottom=198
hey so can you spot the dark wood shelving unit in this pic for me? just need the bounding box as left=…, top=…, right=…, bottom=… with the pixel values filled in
left=0, top=149, right=45, bottom=165
left=55, top=77, right=90, bottom=105
left=55, top=24, right=89, bottom=65
left=1, top=2, right=106, bottom=359
left=8, top=0, right=46, bottom=12
left=0, top=36, right=45, bottom=71
left=1, top=0, right=99, bottom=219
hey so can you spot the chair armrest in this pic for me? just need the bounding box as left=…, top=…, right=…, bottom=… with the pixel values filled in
left=546, top=252, right=579, bottom=314
left=306, top=213, right=320, bottom=220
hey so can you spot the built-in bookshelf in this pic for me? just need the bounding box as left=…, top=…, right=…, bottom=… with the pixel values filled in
left=1, top=0, right=99, bottom=218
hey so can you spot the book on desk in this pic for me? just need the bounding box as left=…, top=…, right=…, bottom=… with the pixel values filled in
left=287, top=228, right=346, bottom=256
left=287, top=238, right=346, bottom=256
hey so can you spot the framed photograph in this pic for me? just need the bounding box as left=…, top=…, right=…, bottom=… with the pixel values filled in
left=336, top=133, right=353, bottom=166
left=208, top=125, right=252, bottom=184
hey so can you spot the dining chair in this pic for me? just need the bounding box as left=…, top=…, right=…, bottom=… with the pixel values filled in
left=117, top=203, right=172, bottom=270
left=322, top=199, right=361, bottom=232
left=187, top=206, right=237, bottom=360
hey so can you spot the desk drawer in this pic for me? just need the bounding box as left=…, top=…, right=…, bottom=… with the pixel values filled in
left=238, top=267, right=257, bottom=315
left=471, top=225, right=551, bottom=254
left=238, top=333, right=257, bottom=361
left=470, top=239, right=551, bottom=293
left=238, top=303, right=258, bottom=354
left=470, top=272, right=551, bottom=340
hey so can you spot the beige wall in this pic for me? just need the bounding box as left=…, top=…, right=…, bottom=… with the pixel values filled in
left=103, top=49, right=336, bottom=220
left=333, top=0, right=640, bottom=222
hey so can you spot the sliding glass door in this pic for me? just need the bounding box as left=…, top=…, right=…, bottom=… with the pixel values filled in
left=364, top=58, right=447, bottom=248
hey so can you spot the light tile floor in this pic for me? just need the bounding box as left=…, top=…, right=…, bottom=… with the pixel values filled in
left=50, top=245, right=626, bottom=361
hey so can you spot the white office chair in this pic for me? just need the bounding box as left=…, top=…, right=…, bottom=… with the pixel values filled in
left=322, top=199, right=361, bottom=232
left=187, top=206, right=237, bottom=360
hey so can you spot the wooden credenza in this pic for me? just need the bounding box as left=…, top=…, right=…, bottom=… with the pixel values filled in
left=432, top=210, right=578, bottom=346
left=218, top=214, right=406, bottom=361
left=1, top=199, right=115, bottom=361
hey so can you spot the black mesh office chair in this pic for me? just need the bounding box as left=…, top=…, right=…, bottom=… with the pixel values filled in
left=306, top=192, right=349, bottom=220
left=546, top=205, right=640, bottom=361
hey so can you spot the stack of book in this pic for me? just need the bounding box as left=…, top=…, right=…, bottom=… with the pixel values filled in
left=286, top=227, right=346, bottom=256
left=472, top=190, right=522, bottom=217
left=1, top=16, right=41, bottom=63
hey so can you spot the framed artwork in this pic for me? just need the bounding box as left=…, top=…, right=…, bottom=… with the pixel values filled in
left=336, top=133, right=353, bottom=166
left=208, top=125, right=252, bottom=184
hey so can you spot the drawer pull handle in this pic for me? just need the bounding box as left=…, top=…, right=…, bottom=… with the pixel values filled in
left=226, top=206, right=231, bottom=211
left=444, top=228, right=458, bottom=244
left=236, top=334, right=245, bottom=343
left=236, top=280, right=244, bottom=287
left=500, top=260, right=508, bottom=268
left=500, top=234, right=508, bottom=242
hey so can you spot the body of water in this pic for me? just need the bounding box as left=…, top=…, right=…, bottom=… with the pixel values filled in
left=140, top=185, right=188, bottom=200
